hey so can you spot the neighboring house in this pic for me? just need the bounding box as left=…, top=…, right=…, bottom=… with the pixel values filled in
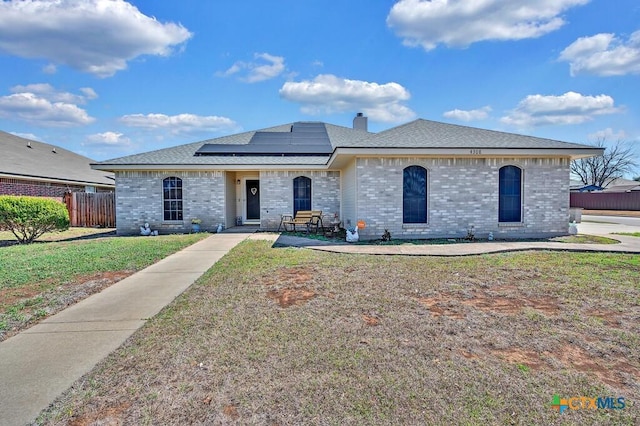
left=570, top=182, right=604, bottom=192
left=93, top=115, right=602, bottom=239
left=0, top=131, right=114, bottom=199
left=601, top=178, right=640, bottom=193
left=570, top=178, right=640, bottom=193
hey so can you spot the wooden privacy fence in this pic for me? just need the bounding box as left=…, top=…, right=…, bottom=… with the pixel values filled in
left=570, top=191, right=640, bottom=211
left=64, top=192, right=116, bottom=228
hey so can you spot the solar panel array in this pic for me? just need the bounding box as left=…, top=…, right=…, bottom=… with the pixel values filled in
left=195, top=122, right=333, bottom=156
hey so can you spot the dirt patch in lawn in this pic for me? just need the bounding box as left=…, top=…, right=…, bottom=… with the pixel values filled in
left=223, top=404, right=240, bottom=419
left=417, top=287, right=560, bottom=318
left=586, top=308, right=623, bottom=328
left=551, top=344, right=640, bottom=390
left=416, top=296, right=466, bottom=319
left=492, top=347, right=545, bottom=370
left=264, top=266, right=318, bottom=307
left=362, top=314, right=380, bottom=326
left=262, top=266, right=313, bottom=286
left=68, top=402, right=131, bottom=426
left=461, top=293, right=560, bottom=315
left=267, top=287, right=317, bottom=307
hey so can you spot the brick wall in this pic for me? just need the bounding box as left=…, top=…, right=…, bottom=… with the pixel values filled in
left=259, top=170, right=341, bottom=230
left=352, top=157, right=570, bottom=239
left=0, top=178, right=106, bottom=200
left=113, top=158, right=570, bottom=238
left=114, top=170, right=225, bottom=235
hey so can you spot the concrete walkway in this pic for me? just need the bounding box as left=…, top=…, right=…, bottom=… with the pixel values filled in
left=0, top=232, right=253, bottom=426
left=272, top=222, right=640, bottom=256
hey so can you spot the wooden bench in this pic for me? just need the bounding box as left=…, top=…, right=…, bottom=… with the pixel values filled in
left=281, top=210, right=323, bottom=233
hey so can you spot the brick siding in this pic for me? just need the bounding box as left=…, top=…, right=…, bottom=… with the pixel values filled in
left=114, top=170, right=225, bottom=235
left=352, top=157, right=570, bottom=239
left=113, top=158, right=570, bottom=239
left=0, top=178, right=90, bottom=200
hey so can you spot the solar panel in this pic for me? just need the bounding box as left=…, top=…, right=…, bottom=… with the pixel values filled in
left=194, top=122, right=333, bottom=156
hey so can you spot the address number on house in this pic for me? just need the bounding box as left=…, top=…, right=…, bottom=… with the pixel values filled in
left=469, top=149, right=482, bottom=155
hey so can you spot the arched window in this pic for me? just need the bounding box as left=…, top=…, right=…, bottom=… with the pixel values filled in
left=163, top=177, right=183, bottom=221
left=499, top=166, right=522, bottom=222
left=403, top=166, right=427, bottom=223
left=293, top=176, right=312, bottom=215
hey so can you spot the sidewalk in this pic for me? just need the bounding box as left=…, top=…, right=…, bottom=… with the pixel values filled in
left=0, top=232, right=252, bottom=426
left=272, top=229, right=640, bottom=256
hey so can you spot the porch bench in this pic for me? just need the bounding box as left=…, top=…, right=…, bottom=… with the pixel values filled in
left=281, top=210, right=323, bottom=233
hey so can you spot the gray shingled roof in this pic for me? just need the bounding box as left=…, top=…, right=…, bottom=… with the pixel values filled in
left=95, top=118, right=599, bottom=168
left=349, top=119, right=596, bottom=149
left=96, top=122, right=369, bottom=166
left=0, top=131, right=114, bottom=186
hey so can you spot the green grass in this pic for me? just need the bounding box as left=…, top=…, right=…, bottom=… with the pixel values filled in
left=0, top=234, right=207, bottom=290
left=552, top=234, right=620, bottom=244
left=613, top=232, right=640, bottom=238
left=0, top=232, right=208, bottom=339
left=0, top=226, right=114, bottom=244
left=37, top=242, right=640, bottom=425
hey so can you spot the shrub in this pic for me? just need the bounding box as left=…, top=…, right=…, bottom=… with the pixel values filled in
left=0, top=196, right=70, bottom=244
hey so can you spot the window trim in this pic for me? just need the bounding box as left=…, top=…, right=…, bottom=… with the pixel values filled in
left=498, top=165, right=523, bottom=224
left=293, top=176, right=312, bottom=215
left=402, top=165, right=428, bottom=224
left=162, top=176, right=183, bottom=222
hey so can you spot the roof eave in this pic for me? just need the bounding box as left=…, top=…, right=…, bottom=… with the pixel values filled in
left=91, top=163, right=330, bottom=172
left=327, top=147, right=604, bottom=167
left=0, top=172, right=115, bottom=187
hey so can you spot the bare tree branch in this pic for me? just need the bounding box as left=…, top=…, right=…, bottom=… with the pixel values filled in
left=570, top=139, right=638, bottom=187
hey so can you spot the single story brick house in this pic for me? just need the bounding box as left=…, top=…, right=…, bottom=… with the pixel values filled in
left=1, top=131, right=114, bottom=199
left=93, top=114, right=602, bottom=239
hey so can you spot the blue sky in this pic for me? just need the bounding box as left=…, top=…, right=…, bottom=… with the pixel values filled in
left=0, top=0, right=639, bottom=163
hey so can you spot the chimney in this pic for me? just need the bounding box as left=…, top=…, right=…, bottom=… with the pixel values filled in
left=353, top=112, right=368, bottom=131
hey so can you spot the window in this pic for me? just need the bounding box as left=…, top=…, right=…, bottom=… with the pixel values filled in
left=163, top=177, right=183, bottom=221
left=293, top=176, right=311, bottom=215
left=499, top=166, right=522, bottom=222
left=403, top=166, right=427, bottom=223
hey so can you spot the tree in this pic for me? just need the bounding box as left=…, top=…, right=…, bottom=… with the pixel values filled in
left=571, top=139, right=638, bottom=188
left=0, top=196, right=70, bottom=244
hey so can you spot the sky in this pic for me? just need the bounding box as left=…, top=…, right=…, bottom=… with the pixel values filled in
left=0, top=0, right=639, bottom=165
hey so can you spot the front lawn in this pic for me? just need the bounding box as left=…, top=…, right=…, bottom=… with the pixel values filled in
left=0, top=232, right=209, bottom=340
left=38, top=241, right=639, bottom=425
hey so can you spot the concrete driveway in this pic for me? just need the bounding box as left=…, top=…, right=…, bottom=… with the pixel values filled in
left=579, top=214, right=640, bottom=236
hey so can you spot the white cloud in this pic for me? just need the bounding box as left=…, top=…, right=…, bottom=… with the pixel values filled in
left=279, top=74, right=416, bottom=123
left=443, top=106, right=492, bottom=121
left=84, top=131, right=131, bottom=147
left=217, top=53, right=286, bottom=83
left=559, top=31, right=640, bottom=76
left=387, top=0, right=589, bottom=50
left=119, top=113, right=239, bottom=135
left=588, top=128, right=628, bottom=142
left=10, top=83, right=97, bottom=105
left=0, top=0, right=192, bottom=77
left=0, top=92, right=95, bottom=127
left=500, top=91, right=620, bottom=128
left=10, top=132, right=43, bottom=141
left=42, top=63, right=57, bottom=74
